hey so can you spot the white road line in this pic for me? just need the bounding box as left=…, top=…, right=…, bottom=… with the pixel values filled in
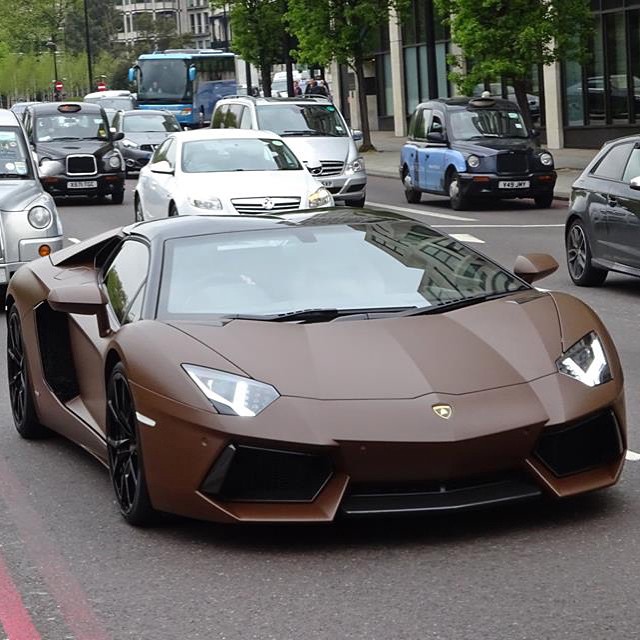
left=450, top=233, right=485, bottom=244
left=367, top=201, right=477, bottom=222
left=68, top=237, right=81, bottom=244
left=431, top=224, right=565, bottom=229
left=626, top=450, right=640, bottom=461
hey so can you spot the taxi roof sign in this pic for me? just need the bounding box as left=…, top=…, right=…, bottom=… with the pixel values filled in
left=57, top=103, right=82, bottom=113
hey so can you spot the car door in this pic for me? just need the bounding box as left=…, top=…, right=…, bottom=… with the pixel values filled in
left=144, top=138, right=176, bottom=218
left=402, top=108, right=430, bottom=190
left=573, top=142, right=633, bottom=261
left=606, top=142, right=640, bottom=268
left=70, top=239, right=150, bottom=431
left=424, top=111, right=447, bottom=192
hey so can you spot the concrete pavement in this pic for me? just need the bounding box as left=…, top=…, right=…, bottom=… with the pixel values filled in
left=363, top=130, right=598, bottom=200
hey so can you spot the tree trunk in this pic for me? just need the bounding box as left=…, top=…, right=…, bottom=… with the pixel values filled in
left=261, top=62, right=272, bottom=97
left=512, top=78, right=533, bottom=133
left=353, top=56, right=374, bottom=152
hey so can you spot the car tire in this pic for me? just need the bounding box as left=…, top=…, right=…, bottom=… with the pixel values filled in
left=448, top=170, right=469, bottom=211
left=566, top=219, right=608, bottom=287
left=403, top=168, right=422, bottom=204
left=534, top=192, right=554, bottom=208
left=7, top=306, right=49, bottom=439
left=106, top=362, right=157, bottom=527
left=112, top=187, right=125, bottom=205
left=347, top=194, right=366, bottom=208
left=134, top=196, right=144, bottom=222
left=168, top=203, right=179, bottom=217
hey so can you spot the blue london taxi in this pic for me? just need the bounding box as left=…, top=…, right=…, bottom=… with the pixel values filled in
left=399, top=96, right=556, bottom=210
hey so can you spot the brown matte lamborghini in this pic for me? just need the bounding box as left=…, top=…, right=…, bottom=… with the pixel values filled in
left=6, top=209, right=626, bottom=526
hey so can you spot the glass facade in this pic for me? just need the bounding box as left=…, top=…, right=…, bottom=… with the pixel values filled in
left=562, top=1, right=640, bottom=146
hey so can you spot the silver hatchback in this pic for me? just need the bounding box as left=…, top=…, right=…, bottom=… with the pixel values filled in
left=0, top=110, right=63, bottom=289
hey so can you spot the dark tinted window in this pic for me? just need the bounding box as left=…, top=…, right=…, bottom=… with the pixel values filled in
left=104, top=241, right=149, bottom=324
left=593, top=142, right=634, bottom=180
left=622, top=147, right=640, bottom=182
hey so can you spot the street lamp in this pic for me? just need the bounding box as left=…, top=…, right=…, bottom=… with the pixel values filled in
left=83, top=0, right=94, bottom=89
left=45, top=41, right=59, bottom=100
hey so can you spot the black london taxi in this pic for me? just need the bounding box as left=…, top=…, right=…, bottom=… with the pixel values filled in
left=22, top=102, right=126, bottom=204
left=400, top=96, right=557, bottom=210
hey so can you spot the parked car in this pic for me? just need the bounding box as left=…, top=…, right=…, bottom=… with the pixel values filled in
left=112, top=109, right=181, bottom=174
left=211, top=95, right=366, bottom=207
left=5, top=209, right=625, bottom=526
left=565, top=134, right=640, bottom=286
left=22, top=102, right=126, bottom=204
left=134, top=128, right=333, bottom=220
left=0, top=109, right=63, bottom=291
left=83, top=90, right=137, bottom=113
left=400, top=96, right=557, bottom=210
left=9, top=101, right=40, bottom=120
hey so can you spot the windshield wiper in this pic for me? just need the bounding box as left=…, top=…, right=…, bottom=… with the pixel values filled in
left=400, top=290, right=524, bottom=317
left=223, top=307, right=414, bottom=323
left=281, top=129, right=323, bottom=136
left=50, top=136, right=83, bottom=141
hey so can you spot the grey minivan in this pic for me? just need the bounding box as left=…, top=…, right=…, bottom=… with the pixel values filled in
left=0, top=109, right=63, bottom=291
left=211, top=96, right=367, bottom=207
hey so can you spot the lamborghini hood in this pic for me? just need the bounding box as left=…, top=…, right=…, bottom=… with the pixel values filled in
left=172, top=292, right=563, bottom=400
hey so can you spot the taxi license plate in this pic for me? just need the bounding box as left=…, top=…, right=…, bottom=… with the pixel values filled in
left=498, top=180, right=529, bottom=189
left=68, top=180, right=98, bottom=189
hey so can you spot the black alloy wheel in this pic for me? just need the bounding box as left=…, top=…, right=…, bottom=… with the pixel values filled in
left=112, top=187, right=125, bottom=205
left=7, top=306, right=48, bottom=438
left=403, top=167, right=422, bottom=204
left=566, top=219, right=608, bottom=287
left=448, top=170, right=469, bottom=211
left=106, top=362, right=155, bottom=526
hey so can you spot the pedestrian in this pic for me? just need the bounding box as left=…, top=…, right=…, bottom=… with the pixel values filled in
left=304, top=79, right=317, bottom=95
left=293, top=80, right=302, bottom=96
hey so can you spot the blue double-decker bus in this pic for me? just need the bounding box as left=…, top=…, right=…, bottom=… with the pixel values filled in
left=128, top=49, right=237, bottom=127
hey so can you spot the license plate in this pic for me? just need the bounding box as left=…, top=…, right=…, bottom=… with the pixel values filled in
left=68, top=180, right=98, bottom=189
left=498, top=180, right=529, bottom=189
left=321, top=180, right=333, bottom=187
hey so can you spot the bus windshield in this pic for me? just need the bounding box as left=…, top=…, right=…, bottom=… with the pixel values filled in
left=138, top=59, right=191, bottom=103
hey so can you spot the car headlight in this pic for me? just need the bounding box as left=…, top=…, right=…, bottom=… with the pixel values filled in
left=108, top=154, right=122, bottom=169
left=467, top=154, right=481, bottom=169
left=556, top=332, right=611, bottom=387
left=308, top=187, right=333, bottom=208
left=122, top=139, right=138, bottom=149
left=39, top=157, right=52, bottom=165
left=539, top=152, right=553, bottom=166
left=28, top=205, right=52, bottom=229
left=345, top=157, right=365, bottom=175
left=187, top=196, right=223, bottom=210
left=182, top=365, right=279, bottom=416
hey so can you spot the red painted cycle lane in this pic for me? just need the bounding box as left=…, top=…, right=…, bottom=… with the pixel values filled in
left=0, top=454, right=110, bottom=640
left=0, top=551, right=41, bottom=640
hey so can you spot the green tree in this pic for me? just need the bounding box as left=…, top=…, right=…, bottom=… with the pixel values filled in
left=63, top=0, right=121, bottom=56
left=133, top=13, right=195, bottom=52
left=211, top=0, right=289, bottom=97
left=287, top=0, right=408, bottom=151
left=434, top=0, right=593, bottom=129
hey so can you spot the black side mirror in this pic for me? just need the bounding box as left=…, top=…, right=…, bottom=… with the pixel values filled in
left=531, top=129, right=541, bottom=138
left=427, top=131, right=446, bottom=143
left=112, top=131, right=125, bottom=141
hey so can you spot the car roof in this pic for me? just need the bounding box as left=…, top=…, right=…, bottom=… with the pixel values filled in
left=26, top=102, right=104, bottom=114
left=418, top=96, right=518, bottom=111
left=0, top=109, right=21, bottom=126
left=219, top=96, right=331, bottom=106
left=121, top=109, right=173, bottom=117
left=85, top=90, right=133, bottom=99
left=173, top=128, right=284, bottom=142
left=127, top=208, right=406, bottom=242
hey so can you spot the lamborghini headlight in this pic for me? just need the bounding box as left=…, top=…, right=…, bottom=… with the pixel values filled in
left=187, top=196, right=223, bottom=210
left=308, top=187, right=333, bottom=208
left=182, top=365, right=279, bottom=416
left=556, top=332, right=611, bottom=387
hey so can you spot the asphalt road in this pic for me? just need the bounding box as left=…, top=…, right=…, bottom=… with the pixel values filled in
left=2, top=176, right=640, bottom=640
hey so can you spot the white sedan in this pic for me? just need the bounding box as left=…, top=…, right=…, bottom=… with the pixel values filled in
left=133, top=128, right=333, bottom=220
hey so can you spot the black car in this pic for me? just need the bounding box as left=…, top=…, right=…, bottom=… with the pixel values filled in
left=400, top=96, right=557, bottom=210
left=565, top=135, right=640, bottom=286
left=112, top=109, right=181, bottom=174
left=22, top=102, right=126, bottom=204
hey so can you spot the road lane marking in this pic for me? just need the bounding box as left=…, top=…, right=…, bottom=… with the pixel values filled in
left=0, top=456, right=110, bottom=640
left=626, top=450, right=640, bottom=461
left=0, top=552, right=42, bottom=639
left=367, top=201, right=477, bottom=222
left=432, top=224, right=565, bottom=229
left=68, top=238, right=81, bottom=244
left=450, top=233, right=484, bottom=244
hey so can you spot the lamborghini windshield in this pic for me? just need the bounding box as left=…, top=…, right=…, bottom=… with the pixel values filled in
left=158, top=219, right=526, bottom=319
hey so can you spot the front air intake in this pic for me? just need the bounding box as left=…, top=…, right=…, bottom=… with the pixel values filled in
left=201, top=444, right=333, bottom=502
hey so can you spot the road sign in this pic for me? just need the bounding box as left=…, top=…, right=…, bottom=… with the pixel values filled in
left=54, top=80, right=64, bottom=92
left=97, top=81, right=107, bottom=91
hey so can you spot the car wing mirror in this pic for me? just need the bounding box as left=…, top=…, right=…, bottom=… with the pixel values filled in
left=112, top=131, right=125, bottom=141
left=48, top=284, right=111, bottom=337
left=630, top=176, right=640, bottom=190
left=351, top=129, right=363, bottom=142
left=150, top=160, right=174, bottom=175
left=426, top=131, right=446, bottom=143
left=513, top=253, right=558, bottom=284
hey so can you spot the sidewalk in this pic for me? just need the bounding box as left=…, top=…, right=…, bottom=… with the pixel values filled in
left=364, top=130, right=598, bottom=200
